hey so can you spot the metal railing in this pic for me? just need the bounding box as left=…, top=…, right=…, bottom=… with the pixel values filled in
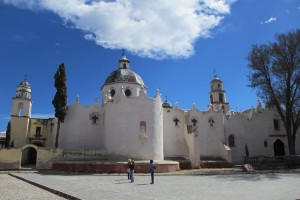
left=244, top=156, right=300, bottom=167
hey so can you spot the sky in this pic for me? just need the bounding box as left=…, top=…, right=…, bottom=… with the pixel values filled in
left=0, top=0, right=299, bottom=132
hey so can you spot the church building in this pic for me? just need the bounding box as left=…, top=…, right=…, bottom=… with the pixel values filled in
left=7, top=54, right=300, bottom=168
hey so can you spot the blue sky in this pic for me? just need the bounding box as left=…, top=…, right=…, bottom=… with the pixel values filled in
left=0, top=0, right=299, bottom=132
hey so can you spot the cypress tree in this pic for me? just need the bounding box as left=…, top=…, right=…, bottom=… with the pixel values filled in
left=52, top=63, right=67, bottom=148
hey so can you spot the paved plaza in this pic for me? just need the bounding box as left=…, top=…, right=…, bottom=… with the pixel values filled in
left=1, top=171, right=299, bottom=200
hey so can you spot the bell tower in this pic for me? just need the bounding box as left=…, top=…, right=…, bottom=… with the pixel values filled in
left=11, top=79, right=32, bottom=117
left=10, top=79, right=32, bottom=147
left=209, top=73, right=229, bottom=113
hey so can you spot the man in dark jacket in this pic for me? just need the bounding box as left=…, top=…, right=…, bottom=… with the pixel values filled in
left=149, top=160, right=156, bottom=184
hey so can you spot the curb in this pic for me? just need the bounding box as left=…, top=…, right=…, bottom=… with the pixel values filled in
left=8, top=173, right=80, bottom=200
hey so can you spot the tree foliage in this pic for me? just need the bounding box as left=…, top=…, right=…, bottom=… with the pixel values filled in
left=52, top=63, right=67, bottom=148
left=4, top=121, right=11, bottom=148
left=247, top=29, right=300, bottom=155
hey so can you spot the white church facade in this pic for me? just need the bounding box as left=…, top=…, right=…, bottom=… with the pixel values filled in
left=6, top=55, right=300, bottom=168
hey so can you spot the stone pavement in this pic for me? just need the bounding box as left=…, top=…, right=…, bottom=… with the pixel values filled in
left=0, top=173, right=65, bottom=200
left=4, top=171, right=300, bottom=200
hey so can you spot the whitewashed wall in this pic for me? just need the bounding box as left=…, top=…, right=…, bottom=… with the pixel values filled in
left=163, top=107, right=189, bottom=158
left=103, top=83, right=163, bottom=160
left=59, top=102, right=104, bottom=150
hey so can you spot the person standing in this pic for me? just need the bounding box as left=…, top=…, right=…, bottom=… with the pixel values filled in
left=127, top=159, right=131, bottom=180
left=129, top=160, right=135, bottom=183
left=149, top=160, right=156, bottom=184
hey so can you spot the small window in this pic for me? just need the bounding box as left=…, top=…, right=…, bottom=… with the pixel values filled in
left=264, top=140, right=268, bottom=147
left=210, top=95, right=213, bottom=103
left=110, top=89, right=115, bottom=97
left=228, top=135, right=235, bottom=147
left=218, top=84, right=221, bottom=90
left=125, top=89, right=131, bottom=97
left=36, top=127, right=41, bottom=137
left=140, top=121, right=146, bottom=133
left=273, top=119, right=280, bottom=130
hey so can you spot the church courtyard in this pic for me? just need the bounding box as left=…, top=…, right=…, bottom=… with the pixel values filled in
left=1, top=171, right=300, bottom=200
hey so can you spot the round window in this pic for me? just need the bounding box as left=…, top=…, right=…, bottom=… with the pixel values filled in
left=125, top=89, right=131, bottom=97
left=110, top=89, right=115, bottom=97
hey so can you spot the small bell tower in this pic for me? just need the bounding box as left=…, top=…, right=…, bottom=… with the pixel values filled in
left=209, top=73, right=229, bottom=113
left=11, top=78, right=32, bottom=117
left=10, top=78, right=32, bottom=147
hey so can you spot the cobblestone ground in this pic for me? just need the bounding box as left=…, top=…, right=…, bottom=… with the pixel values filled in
left=0, top=173, right=66, bottom=200
left=6, top=172, right=300, bottom=200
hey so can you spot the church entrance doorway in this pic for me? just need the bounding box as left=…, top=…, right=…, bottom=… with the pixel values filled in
left=273, top=139, right=285, bottom=156
left=21, top=146, right=37, bottom=168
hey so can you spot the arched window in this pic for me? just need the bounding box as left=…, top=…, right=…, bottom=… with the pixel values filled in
left=110, top=88, right=115, bottom=97
left=22, top=91, right=26, bottom=99
left=228, top=135, right=235, bottom=147
left=19, top=103, right=24, bottom=116
left=210, top=95, right=213, bottom=103
left=140, top=121, right=146, bottom=133
left=219, top=93, right=224, bottom=102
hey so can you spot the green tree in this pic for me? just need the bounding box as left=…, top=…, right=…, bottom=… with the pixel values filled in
left=4, top=121, right=11, bottom=148
left=247, top=29, right=300, bottom=155
left=52, top=63, right=67, bottom=148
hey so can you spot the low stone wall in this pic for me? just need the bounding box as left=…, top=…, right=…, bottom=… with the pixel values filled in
left=36, top=148, right=63, bottom=169
left=200, top=161, right=233, bottom=168
left=52, top=160, right=180, bottom=173
left=178, top=161, right=192, bottom=169
left=1, top=147, right=181, bottom=172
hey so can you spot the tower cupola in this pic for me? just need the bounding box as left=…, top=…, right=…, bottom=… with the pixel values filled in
left=118, top=52, right=130, bottom=69
left=16, top=79, right=31, bottom=99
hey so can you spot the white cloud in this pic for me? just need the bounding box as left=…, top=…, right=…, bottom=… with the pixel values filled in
left=260, top=17, right=277, bottom=24
left=2, top=0, right=235, bottom=59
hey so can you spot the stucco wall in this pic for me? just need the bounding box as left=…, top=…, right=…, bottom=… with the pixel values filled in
left=10, top=117, right=30, bottom=148
left=0, top=148, right=21, bottom=169
left=225, top=108, right=300, bottom=163
left=163, top=108, right=189, bottom=158
left=59, top=102, right=104, bottom=149
left=193, top=110, right=226, bottom=160
left=103, top=83, right=163, bottom=160
left=36, top=148, right=63, bottom=169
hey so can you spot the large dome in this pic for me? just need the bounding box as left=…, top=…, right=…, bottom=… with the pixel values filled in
left=102, top=54, right=146, bottom=88
left=103, top=68, right=145, bottom=87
